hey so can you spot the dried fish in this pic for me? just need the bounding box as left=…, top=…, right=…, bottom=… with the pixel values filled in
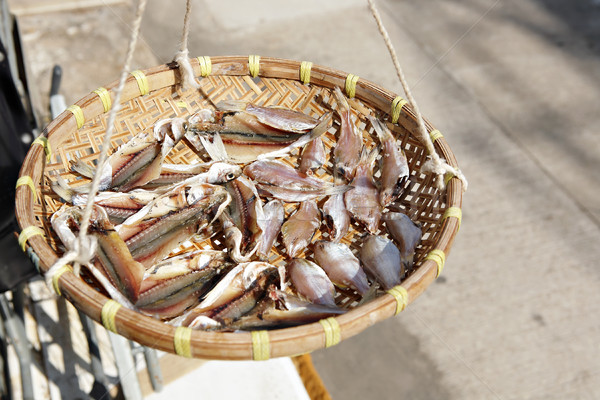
left=322, top=190, right=350, bottom=242
left=299, top=137, right=326, bottom=174
left=281, top=200, right=321, bottom=258
left=313, top=241, right=370, bottom=295
left=332, top=87, right=362, bottom=180
left=344, top=148, right=382, bottom=234
left=383, top=212, right=422, bottom=268
left=359, top=235, right=404, bottom=290
left=116, top=182, right=231, bottom=268
left=136, top=250, right=232, bottom=319
left=287, top=259, right=337, bottom=307
left=368, top=117, right=409, bottom=207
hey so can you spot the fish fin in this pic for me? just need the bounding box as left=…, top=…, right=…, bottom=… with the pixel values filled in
left=200, top=133, right=230, bottom=162
left=257, top=112, right=332, bottom=160
left=332, top=86, right=349, bottom=112
left=368, top=115, right=391, bottom=143
left=71, top=159, right=95, bottom=178
left=216, top=100, right=247, bottom=112
left=51, top=176, right=75, bottom=203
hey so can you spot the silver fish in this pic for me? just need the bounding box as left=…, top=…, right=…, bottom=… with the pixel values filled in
left=299, top=137, right=327, bottom=174
left=73, top=118, right=187, bottom=192
left=181, top=262, right=279, bottom=328
left=136, top=250, right=232, bottom=319
left=313, top=241, right=370, bottom=295
left=186, top=104, right=327, bottom=163
left=287, top=259, right=337, bottom=307
left=368, top=117, right=409, bottom=206
left=359, top=235, right=404, bottom=290
left=344, top=148, right=382, bottom=233
left=281, top=200, right=321, bottom=258
left=257, top=199, right=285, bottom=260
left=383, top=212, right=422, bottom=268
left=116, top=182, right=231, bottom=268
left=332, top=87, right=363, bottom=180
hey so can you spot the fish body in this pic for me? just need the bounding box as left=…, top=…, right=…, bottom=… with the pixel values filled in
left=344, top=149, right=382, bottom=233
left=332, top=87, right=363, bottom=180
left=225, top=176, right=264, bottom=259
left=281, top=200, right=321, bottom=258
left=322, top=191, right=350, bottom=242
left=383, top=212, right=422, bottom=267
left=369, top=117, right=409, bottom=206
left=299, top=137, right=326, bottom=174
left=313, top=241, right=370, bottom=295
left=359, top=235, right=403, bottom=290
left=287, top=259, right=337, bottom=307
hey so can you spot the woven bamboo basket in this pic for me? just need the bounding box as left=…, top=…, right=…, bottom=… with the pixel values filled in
left=15, top=56, right=463, bottom=360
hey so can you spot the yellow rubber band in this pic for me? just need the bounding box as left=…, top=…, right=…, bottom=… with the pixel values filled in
left=174, top=326, right=193, bottom=358
left=93, top=87, right=112, bottom=112
left=101, top=300, right=122, bottom=333
left=248, top=55, right=261, bottom=78
left=345, top=74, right=359, bottom=98
left=130, top=70, right=150, bottom=95
left=66, top=105, right=84, bottom=129
left=16, top=176, right=37, bottom=201
left=430, top=129, right=443, bottom=143
left=425, top=249, right=446, bottom=277
left=444, top=172, right=455, bottom=186
left=300, top=61, right=312, bottom=84
left=32, top=136, right=52, bottom=163
left=251, top=330, right=270, bottom=361
left=18, top=226, right=44, bottom=251
left=51, top=265, right=72, bottom=296
left=197, top=56, right=212, bottom=77
left=319, top=317, right=341, bottom=348
left=386, top=285, right=408, bottom=316
left=391, top=96, right=408, bottom=124
left=443, top=206, right=462, bottom=231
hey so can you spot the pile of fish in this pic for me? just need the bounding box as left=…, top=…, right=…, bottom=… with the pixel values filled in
left=50, top=87, right=422, bottom=331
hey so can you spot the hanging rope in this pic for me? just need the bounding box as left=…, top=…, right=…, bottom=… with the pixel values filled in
left=45, top=0, right=149, bottom=288
left=367, top=0, right=468, bottom=192
left=174, top=0, right=200, bottom=91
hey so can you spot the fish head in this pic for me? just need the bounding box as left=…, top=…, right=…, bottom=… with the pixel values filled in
left=153, top=117, right=188, bottom=143
left=205, top=162, right=242, bottom=184
left=188, top=109, right=218, bottom=132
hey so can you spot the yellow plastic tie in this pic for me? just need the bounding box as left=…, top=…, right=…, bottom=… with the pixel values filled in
left=300, top=61, right=313, bottom=84
left=32, top=136, right=52, bottom=163
left=444, top=172, right=455, bottom=186
left=345, top=74, right=359, bottom=98
left=93, top=87, right=112, bottom=112
left=174, top=326, right=193, bottom=358
left=51, top=265, right=72, bottom=296
left=130, top=70, right=150, bottom=96
left=18, top=226, right=44, bottom=251
left=425, top=249, right=446, bottom=277
left=197, top=56, right=212, bottom=77
left=391, top=96, right=408, bottom=124
left=430, top=129, right=444, bottom=143
left=248, top=55, right=261, bottom=78
left=101, top=300, right=122, bottom=333
left=443, top=206, right=462, bottom=231
left=386, top=285, right=409, bottom=316
left=16, top=176, right=37, bottom=202
left=319, top=317, right=341, bottom=348
left=66, top=105, right=84, bottom=129
left=251, top=330, right=270, bottom=361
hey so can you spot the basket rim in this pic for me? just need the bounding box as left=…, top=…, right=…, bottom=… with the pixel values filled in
left=15, top=56, right=463, bottom=360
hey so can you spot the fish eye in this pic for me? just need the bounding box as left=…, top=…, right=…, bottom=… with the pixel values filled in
left=182, top=122, right=189, bottom=131
left=227, top=172, right=235, bottom=180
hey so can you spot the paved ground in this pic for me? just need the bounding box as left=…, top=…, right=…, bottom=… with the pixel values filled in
left=12, top=0, right=600, bottom=398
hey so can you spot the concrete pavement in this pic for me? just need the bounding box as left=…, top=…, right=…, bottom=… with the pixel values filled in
left=14, top=0, right=600, bottom=398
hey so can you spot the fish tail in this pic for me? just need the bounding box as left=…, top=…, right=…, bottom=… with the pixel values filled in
left=51, top=175, right=74, bottom=203
left=332, top=86, right=350, bottom=112
left=71, top=159, right=95, bottom=178
left=200, top=133, right=230, bottom=162
left=216, top=100, right=247, bottom=113
left=368, top=115, right=392, bottom=143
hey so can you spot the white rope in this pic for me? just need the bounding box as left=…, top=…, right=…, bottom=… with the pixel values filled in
left=45, top=0, right=148, bottom=290
left=174, top=0, right=200, bottom=91
left=367, top=0, right=468, bottom=192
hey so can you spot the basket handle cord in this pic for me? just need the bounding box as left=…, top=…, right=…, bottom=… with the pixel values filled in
left=45, top=0, right=149, bottom=289
left=367, top=0, right=468, bottom=192
left=173, top=0, right=201, bottom=91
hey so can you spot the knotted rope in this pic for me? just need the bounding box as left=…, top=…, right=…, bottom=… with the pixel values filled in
left=367, top=0, right=468, bottom=192
left=45, top=0, right=149, bottom=290
left=173, top=0, right=200, bottom=91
